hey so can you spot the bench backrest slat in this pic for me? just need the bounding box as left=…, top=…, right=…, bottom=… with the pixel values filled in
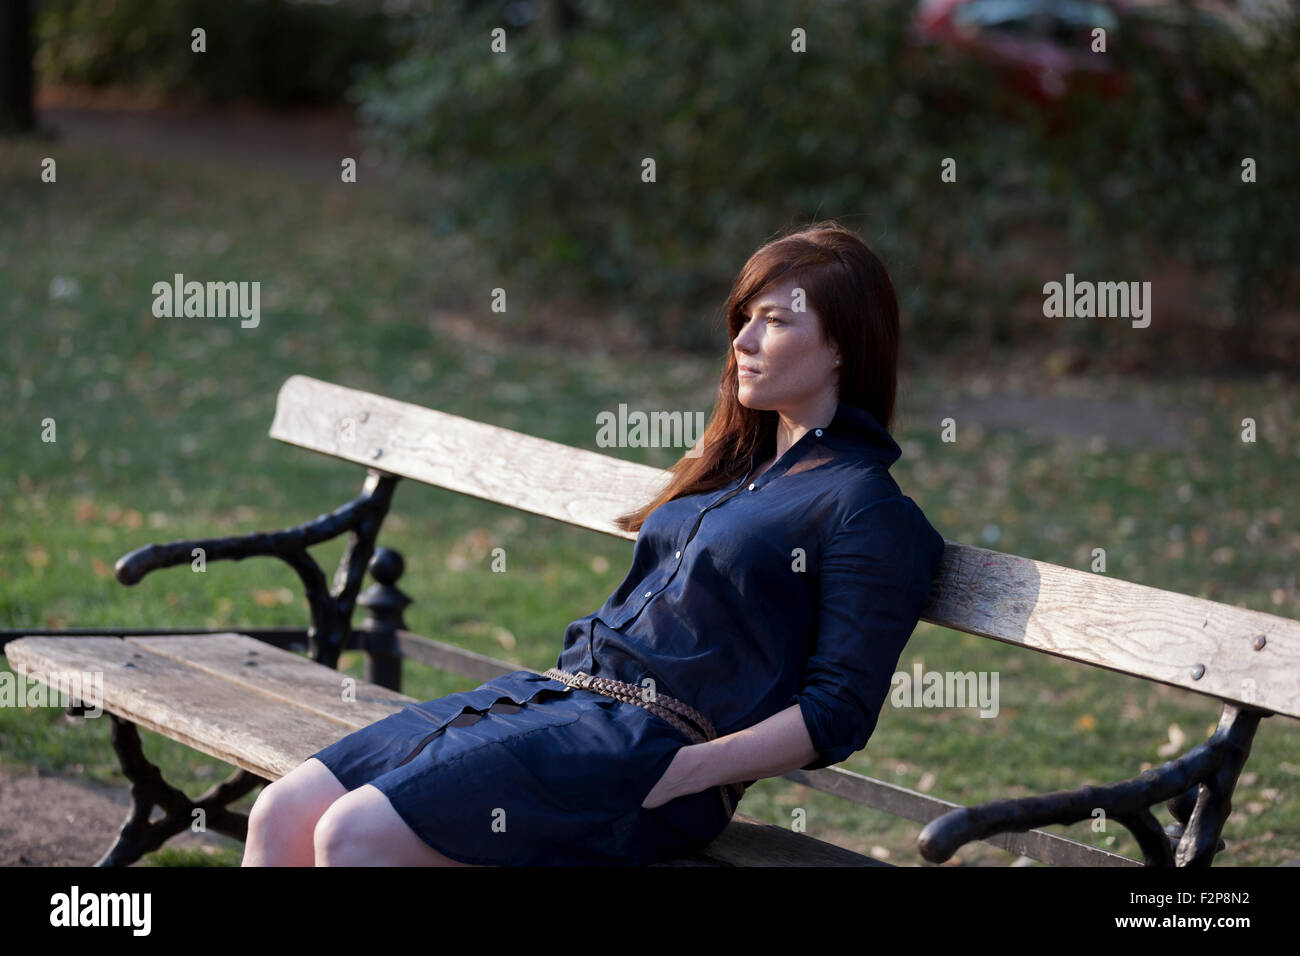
left=270, top=374, right=662, bottom=540
left=922, top=544, right=1300, bottom=720
left=271, top=375, right=1300, bottom=720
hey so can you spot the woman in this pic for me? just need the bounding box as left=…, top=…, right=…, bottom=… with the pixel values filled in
left=242, top=220, right=947, bottom=866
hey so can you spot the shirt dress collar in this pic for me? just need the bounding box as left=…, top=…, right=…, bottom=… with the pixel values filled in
left=743, top=400, right=901, bottom=491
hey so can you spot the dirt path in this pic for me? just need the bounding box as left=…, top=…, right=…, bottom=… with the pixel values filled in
left=36, top=85, right=358, bottom=173
left=0, top=762, right=243, bottom=866
left=33, top=85, right=414, bottom=188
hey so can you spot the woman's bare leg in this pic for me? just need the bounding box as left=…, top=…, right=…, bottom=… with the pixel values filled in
left=242, top=758, right=347, bottom=866
left=313, top=783, right=480, bottom=866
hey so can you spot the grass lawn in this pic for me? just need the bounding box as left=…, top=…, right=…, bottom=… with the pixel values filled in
left=1, top=138, right=1297, bottom=866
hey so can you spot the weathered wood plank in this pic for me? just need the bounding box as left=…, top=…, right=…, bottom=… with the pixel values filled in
left=126, top=633, right=415, bottom=729
left=396, top=629, right=535, bottom=684
left=269, top=374, right=669, bottom=540
left=920, top=542, right=1300, bottom=720
left=4, top=636, right=346, bottom=780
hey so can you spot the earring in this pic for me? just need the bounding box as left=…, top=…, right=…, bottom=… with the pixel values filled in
left=834, top=359, right=840, bottom=366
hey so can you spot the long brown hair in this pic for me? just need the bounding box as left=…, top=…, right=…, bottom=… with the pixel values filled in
left=614, top=219, right=900, bottom=533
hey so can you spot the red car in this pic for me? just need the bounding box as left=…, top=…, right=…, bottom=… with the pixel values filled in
left=912, top=0, right=1257, bottom=109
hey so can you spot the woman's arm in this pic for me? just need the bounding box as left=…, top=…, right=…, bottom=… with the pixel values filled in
left=640, top=703, right=819, bottom=808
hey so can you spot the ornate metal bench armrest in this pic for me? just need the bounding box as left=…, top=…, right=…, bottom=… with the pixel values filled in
left=917, top=701, right=1271, bottom=867
left=112, top=470, right=400, bottom=668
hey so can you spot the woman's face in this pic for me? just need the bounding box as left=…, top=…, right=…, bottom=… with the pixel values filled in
left=732, top=276, right=839, bottom=412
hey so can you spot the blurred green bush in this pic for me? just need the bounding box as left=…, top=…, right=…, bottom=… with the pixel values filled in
left=1042, top=2, right=1300, bottom=366
left=35, top=0, right=397, bottom=105
left=353, top=0, right=1298, bottom=359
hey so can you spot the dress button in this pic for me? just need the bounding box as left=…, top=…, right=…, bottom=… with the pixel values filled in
left=748, top=483, right=755, bottom=490
left=675, top=550, right=681, bottom=558
left=644, top=590, right=652, bottom=598
left=815, top=428, right=823, bottom=436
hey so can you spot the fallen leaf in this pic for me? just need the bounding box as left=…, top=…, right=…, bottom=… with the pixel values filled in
left=1156, top=723, right=1187, bottom=757
left=252, top=588, right=294, bottom=607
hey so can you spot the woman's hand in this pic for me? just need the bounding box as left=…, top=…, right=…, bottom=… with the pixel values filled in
left=640, top=745, right=704, bottom=809
left=639, top=705, right=820, bottom=809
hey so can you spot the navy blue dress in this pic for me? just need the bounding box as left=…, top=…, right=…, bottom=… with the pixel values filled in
left=309, top=400, right=947, bottom=865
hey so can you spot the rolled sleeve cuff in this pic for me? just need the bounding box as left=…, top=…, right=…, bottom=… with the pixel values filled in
left=789, top=687, right=871, bottom=771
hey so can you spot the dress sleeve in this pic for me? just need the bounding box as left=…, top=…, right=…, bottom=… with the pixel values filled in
left=787, top=496, right=942, bottom=771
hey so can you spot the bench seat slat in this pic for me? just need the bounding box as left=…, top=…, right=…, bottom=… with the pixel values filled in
left=652, top=813, right=888, bottom=866
left=126, top=633, right=415, bottom=730
left=5, top=636, right=351, bottom=780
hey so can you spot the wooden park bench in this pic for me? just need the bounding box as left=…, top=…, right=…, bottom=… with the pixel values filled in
left=6, top=374, right=1299, bottom=867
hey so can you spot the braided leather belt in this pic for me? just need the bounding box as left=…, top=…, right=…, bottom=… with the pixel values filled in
left=542, top=667, right=744, bottom=818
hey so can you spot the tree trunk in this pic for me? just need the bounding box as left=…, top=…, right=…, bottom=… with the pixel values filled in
left=0, top=0, right=35, bottom=134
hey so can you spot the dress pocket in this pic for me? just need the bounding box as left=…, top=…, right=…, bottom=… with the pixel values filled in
left=635, top=744, right=684, bottom=809
left=395, top=671, right=575, bottom=767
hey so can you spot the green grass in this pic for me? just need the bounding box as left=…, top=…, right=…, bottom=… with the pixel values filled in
left=1, top=138, right=1297, bottom=866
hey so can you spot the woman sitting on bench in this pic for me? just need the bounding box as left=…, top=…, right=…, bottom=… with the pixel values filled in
left=242, top=219, right=947, bottom=866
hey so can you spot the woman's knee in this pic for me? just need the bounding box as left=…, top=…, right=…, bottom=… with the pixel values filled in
left=251, top=759, right=347, bottom=835
left=313, top=785, right=461, bottom=866
left=312, top=798, right=364, bottom=865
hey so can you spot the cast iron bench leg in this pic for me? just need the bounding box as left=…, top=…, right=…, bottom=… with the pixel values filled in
left=95, top=713, right=269, bottom=867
